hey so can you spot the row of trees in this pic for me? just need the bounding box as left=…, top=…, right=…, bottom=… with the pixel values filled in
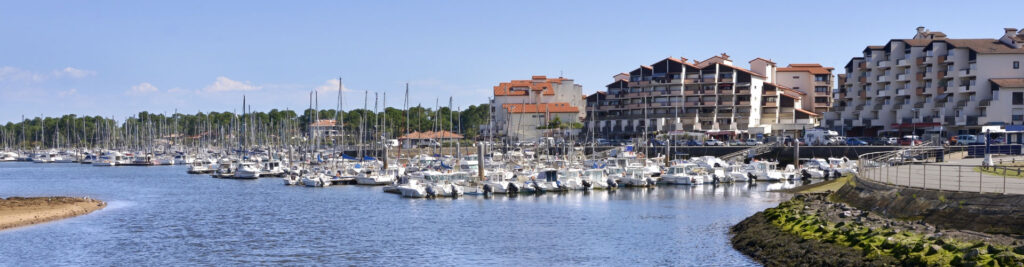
left=0, top=104, right=491, bottom=149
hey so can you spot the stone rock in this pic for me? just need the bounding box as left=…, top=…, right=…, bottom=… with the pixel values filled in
left=1014, top=245, right=1024, bottom=255
left=927, top=244, right=943, bottom=255
left=993, top=251, right=1021, bottom=265
left=964, top=247, right=986, bottom=260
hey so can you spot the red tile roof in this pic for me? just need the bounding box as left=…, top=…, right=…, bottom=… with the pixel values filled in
left=795, top=108, right=819, bottom=117
left=991, top=78, right=1024, bottom=88
left=493, top=76, right=568, bottom=96
left=777, top=64, right=834, bottom=75
left=398, top=130, right=464, bottom=140
left=309, top=119, right=337, bottom=127
left=502, top=102, right=579, bottom=113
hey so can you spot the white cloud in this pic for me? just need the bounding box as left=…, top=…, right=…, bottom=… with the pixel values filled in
left=57, top=88, right=78, bottom=97
left=167, top=87, right=184, bottom=93
left=0, top=66, right=45, bottom=82
left=53, top=67, right=96, bottom=78
left=128, top=82, right=159, bottom=94
left=314, top=79, right=352, bottom=93
left=203, top=76, right=261, bottom=92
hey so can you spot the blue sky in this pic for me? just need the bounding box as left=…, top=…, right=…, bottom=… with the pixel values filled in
left=1, top=0, right=1022, bottom=123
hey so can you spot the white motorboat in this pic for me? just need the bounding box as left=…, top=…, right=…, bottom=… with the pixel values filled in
left=234, top=162, right=262, bottom=178
left=355, top=167, right=402, bottom=185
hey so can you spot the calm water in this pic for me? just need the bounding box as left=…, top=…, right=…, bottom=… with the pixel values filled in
left=0, top=162, right=805, bottom=266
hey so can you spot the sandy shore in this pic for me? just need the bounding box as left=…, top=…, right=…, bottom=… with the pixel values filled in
left=0, top=197, right=106, bottom=231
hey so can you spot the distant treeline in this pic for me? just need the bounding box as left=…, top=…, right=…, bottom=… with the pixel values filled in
left=0, top=104, right=490, bottom=149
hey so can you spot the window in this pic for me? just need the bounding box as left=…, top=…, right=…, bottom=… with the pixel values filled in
left=815, top=86, right=828, bottom=93
left=994, top=90, right=1000, bottom=100
left=792, top=76, right=800, bottom=79
left=1015, top=61, right=1020, bottom=69
left=1014, top=92, right=1024, bottom=105
left=815, top=97, right=828, bottom=103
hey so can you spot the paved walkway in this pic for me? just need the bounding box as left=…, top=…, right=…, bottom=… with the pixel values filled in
left=860, top=155, right=1024, bottom=195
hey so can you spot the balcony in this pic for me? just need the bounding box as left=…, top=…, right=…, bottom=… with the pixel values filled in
left=878, top=61, right=891, bottom=68
left=858, top=76, right=867, bottom=83
left=958, top=85, right=972, bottom=93
left=735, top=100, right=751, bottom=106
left=980, top=98, right=993, bottom=107
left=877, top=76, right=888, bottom=82
left=735, top=88, right=750, bottom=95
left=914, top=102, right=925, bottom=108
left=945, top=116, right=956, bottom=124
left=719, top=78, right=734, bottom=83
left=896, top=88, right=907, bottom=95
left=897, top=59, right=909, bottom=66
left=684, top=78, right=700, bottom=84
left=937, top=56, right=947, bottom=64
left=959, top=69, right=975, bottom=77
left=915, top=87, right=925, bottom=96
left=937, top=86, right=947, bottom=94
left=897, top=74, right=907, bottom=81
left=763, top=102, right=778, bottom=108
left=717, top=101, right=733, bottom=106
left=717, top=89, right=733, bottom=95
left=877, top=90, right=887, bottom=97
left=916, top=72, right=925, bottom=80
left=937, top=71, right=947, bottom=78
left=915, top=57, right=925, bottom=65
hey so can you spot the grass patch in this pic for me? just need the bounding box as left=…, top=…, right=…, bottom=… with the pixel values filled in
left=974, top=166, right=1024, bottom=178
left=777, top=174, right=853, bottom=194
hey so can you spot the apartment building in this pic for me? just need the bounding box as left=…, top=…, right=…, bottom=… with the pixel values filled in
left=776, top=64, right=835, bottom=114
left=824, top=27, right=1024, bottom=137
left=585, top=54, right=822, bottom=140
left=486, top=76, right=586, bottom=141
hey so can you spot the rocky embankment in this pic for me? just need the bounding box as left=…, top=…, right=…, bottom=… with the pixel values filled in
left=0, top=197, right=106, bottom=231
left=732, top=192, right=1024, bottom=266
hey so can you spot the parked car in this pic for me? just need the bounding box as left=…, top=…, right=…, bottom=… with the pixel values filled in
left=899, top=138, right=923, bottom=146
left=954, top=135, right=978, bottom=145
left=745, top=139, right=763, bottom=146
left=685, top=139, right=702, bottom=146
left=728, top=139, right=744, bottom=146
left=704, top=139, right=724, bottom=146
left=845, top=137, right=869, bottom=146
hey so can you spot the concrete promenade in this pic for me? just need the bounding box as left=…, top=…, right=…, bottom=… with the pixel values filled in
left=859, top=155, right=1024, bottom=195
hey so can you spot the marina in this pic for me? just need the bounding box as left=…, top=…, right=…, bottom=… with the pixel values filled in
left=0, top=161, right=807, bottom=265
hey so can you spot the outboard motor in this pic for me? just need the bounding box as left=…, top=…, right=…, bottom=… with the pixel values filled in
left=823, top=170, right=831, bottom=180
left=425, top=185, right=437, bottom=198
left=712, top=174, right=720, bottom=184
left=834, top=170, right=842, bottom=178
left=646, top=177, right=656, bottom=186
left=507, top=182, right=520, bottom=194
left=581, top=179, right=592, bottom=190
left=801, top=169, right=811, bottom=180
left=747, top=172, right=757, bottom=182
left=532, top=182, right=542, bottom=193
left=451, top=184, right=460, bottom=198
left=606, top=178, right=618, bottom=189
left=483, top=184, right=493, bottom=196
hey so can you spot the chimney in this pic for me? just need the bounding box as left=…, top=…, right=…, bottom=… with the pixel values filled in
left=916, top=26, right=926, bottom=34
left=1006, top=28, right=1018, bottom=35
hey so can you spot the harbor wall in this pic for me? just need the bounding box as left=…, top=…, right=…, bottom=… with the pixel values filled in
left=837, top=176, right=1024, bottom=235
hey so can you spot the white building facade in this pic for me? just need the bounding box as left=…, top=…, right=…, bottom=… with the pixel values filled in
left=486, top=76, right=585, bottom=141
left=825, top=27, right=1024, bottom=137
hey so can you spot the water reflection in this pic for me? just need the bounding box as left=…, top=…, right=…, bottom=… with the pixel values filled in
left=0, top=162, right=804, bottom=266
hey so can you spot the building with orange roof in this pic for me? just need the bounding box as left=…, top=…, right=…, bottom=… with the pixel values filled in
left=487, top=75, right=585, bottom=140
left=826, top=26, right=1024, bottom=137
left=586, top=54, right=821, bottom=140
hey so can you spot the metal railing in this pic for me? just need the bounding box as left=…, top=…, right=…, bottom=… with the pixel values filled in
left=857, top=147, right=1024, bottom=194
